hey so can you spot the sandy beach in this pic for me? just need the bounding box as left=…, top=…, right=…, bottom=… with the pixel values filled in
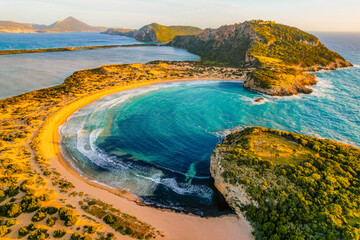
left=37, top=78, right=254, bottom=240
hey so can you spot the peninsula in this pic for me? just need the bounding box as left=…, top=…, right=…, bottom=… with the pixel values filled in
left=0, top=62, right=251, bottom=239
left=211, top=127, right=360, bottom=239
left=170, top=20, right=352, bottom=95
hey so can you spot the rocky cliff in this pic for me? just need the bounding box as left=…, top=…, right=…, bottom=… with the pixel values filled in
left=102, top=23, right=202, bottom=43
left=170, top=20, right=352, bottom=96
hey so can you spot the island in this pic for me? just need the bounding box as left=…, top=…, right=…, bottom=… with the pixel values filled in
left=170, top=20, right=352, bottom=96
left=211, top=127, right=360, bottom=239
left=101, top=23, right=203, bottom=43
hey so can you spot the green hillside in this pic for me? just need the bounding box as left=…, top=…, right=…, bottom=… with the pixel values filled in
left=212, top=127, right=360, bottom=239
left=148, top=23, right=203, bottom=43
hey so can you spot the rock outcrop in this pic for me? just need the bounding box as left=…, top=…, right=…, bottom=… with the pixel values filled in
left=170, top=20, right=352, bottom=96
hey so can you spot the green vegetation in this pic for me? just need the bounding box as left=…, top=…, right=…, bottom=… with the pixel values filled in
left=0, top=225, right=10, bottom=237
left=59, top=207, right=79, bottom=226
left=81, top=198, right=158, bottom=239
left=215, top=127, right=360, bottom=239
left=53, top=229, right=66, bottom=238
left=31, top=210, right=47, bottom=222
left=148, top=23, right=202, bottom=43
left=249, top=20, right=346, bottom=68
left=170, top=20, right=351, bottom=95
left=46, top=216, right=57, bottom=227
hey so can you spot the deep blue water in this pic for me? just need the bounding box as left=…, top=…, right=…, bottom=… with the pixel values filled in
left=60, top=33, right=360, bottom=215
left=0, top=32, right=141, bottom=50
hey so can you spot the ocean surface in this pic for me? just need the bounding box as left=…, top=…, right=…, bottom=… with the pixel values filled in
left=60, top=33, right=360, bottom=215
left=0, top=32, right=141, bottom=50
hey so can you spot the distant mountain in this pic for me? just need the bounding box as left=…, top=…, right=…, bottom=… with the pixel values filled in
left=0, top=21, right=37, bottom=33
left=102, top=23, right=203, bottom=43
left=0, top=17, right=106, bottom=33
left=170, top=20, right=352, bottom=96
left=39, top=17, right=106, bottom=33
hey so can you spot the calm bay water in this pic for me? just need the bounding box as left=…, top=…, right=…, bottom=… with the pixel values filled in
left=60, top=33, right=360, bottom=215
left=0, top=46, right=198, bottom=99
left=0, top=32, right=140, bottom=50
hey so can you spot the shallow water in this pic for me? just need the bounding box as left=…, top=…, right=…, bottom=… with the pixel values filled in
left=60, top=33, right=360, bottom=215
left=0, top=46, right=199, bottom=99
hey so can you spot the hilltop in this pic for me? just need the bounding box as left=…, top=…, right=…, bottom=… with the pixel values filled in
left=0, top=17, right=106, bottom=33
left=170, top=20, right=352, bottom=95
left=211, top=127, right=360, bottom=239
left=102, top=23, right=203, bottom=43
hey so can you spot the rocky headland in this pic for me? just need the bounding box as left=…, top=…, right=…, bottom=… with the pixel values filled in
left=211, top=127, right=360, bottom=239
left=170, top=20, right=352, bottom=96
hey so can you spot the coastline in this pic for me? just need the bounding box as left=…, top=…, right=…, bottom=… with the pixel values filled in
left=37, top=78, right=254, bottom=240
left=0, top=43, right=163, bottom=55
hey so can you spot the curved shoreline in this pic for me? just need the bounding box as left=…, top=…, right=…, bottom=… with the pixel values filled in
left=37, top=78, right=254, bottom=240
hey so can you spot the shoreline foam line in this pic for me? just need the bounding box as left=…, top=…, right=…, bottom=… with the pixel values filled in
left=36, top=78, right=254, bottom=240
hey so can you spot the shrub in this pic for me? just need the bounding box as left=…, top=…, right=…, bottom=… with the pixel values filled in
left=31, top=211, right=47, bottom=222
left=6, top=218, right=17, bottom=226
left=46, top=216, right=57, bottom=227
left=7, top=202, right=22, bottom=217
left=59, top=207, right=78, bottom=226
left=18, top=226, right=29, bottom=237
left=0, top=225, right=10, bottom=237
left=103, top=214, right=116, bottom=224
left=27, top=229, right=49, bottom=240
left=70, top=232, right=82, bottom=240
left=84, top=225, right=97, bottom=234
left=20, top=196, right=41, bottom=212
left=6, top=184, right=19, bottom=197
left=45, top=206, right=58, bottom=215
left=53, top=229, right=66, bottom=238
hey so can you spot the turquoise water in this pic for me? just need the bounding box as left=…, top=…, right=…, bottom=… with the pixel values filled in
left=60, top=33, right=360, bottom=215
left=0, top=32, right=141, bottom=50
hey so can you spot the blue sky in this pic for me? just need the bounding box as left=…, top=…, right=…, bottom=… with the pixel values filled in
left=1, top=0, right=359, bottom=31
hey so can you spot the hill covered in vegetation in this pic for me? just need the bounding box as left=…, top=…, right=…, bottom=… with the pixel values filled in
left=211, top=127, right=360, bottom=240
left=170, top=20, right=352, bottom=96
left=102, top=23, right=202, bottom=43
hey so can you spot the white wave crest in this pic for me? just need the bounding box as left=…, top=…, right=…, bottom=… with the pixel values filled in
left=160, top=178, right=213, bottom=199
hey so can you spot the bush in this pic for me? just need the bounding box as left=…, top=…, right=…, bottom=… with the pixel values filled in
left=7, top=202, right=22, bottom=217
left=84, top=225, right=97, bottom=234
left=70, top=232, right=82, bottom=240
left=31, top=211, right=47, bottom=222
left=45, top=206, right=58, bottom=215
left=103, top=214, right=116, bottom=224
left=6, top=218, right=17, bottom=226
left=6, top=184, right=19, bottom=197
left=20, top=196, right=41, bottom=213
left=27, top=229, right=49, bottom=240
left=18, top=226, right=29, bottom=237
left=0, top=225, right=10, bottom=237
left=53, top=229, right=66, bottom=238
left=59, top=207, right=78, bottom=226
left=46, top=216, right=57, bottom=227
